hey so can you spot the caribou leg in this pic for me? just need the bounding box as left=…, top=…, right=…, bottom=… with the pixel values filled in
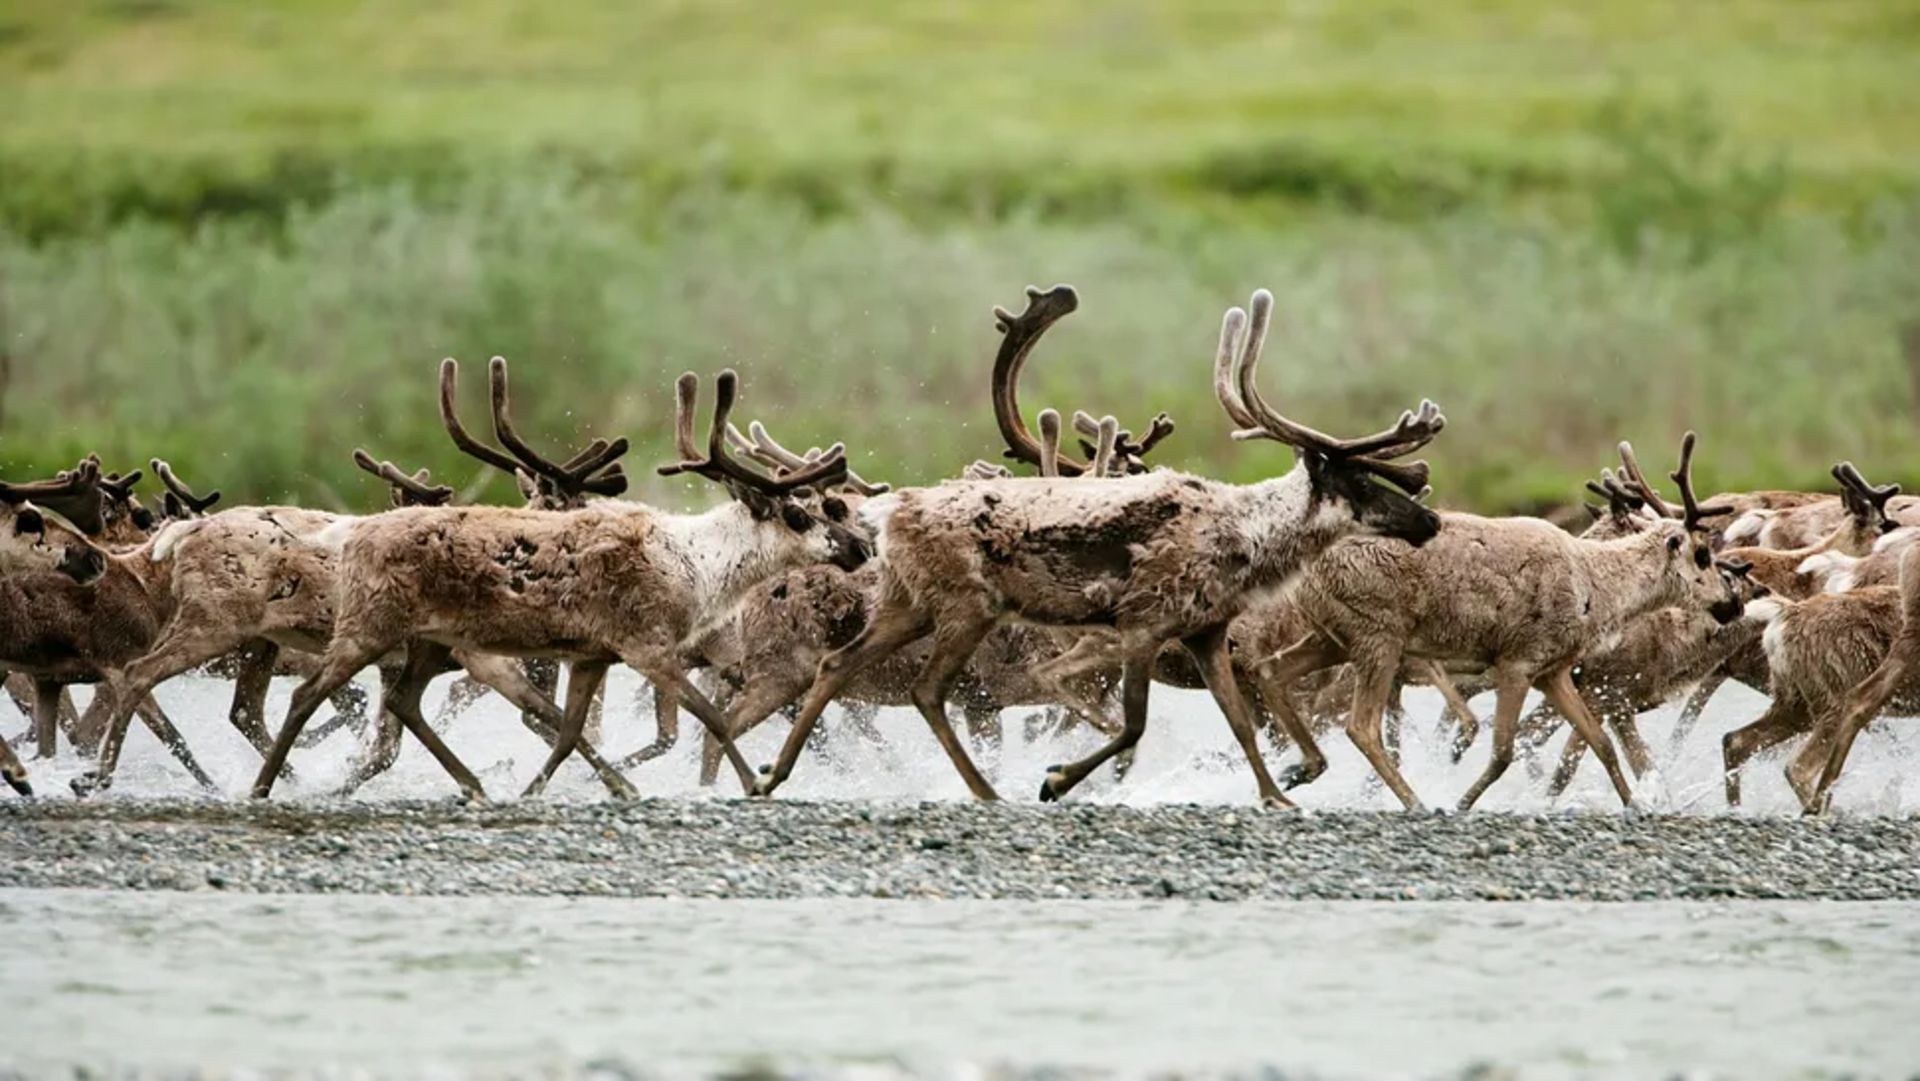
left=0, top=732, right=30, bottom=796
left=377, top=642, right=487, bottom=801
left=1538, top=667, right=1634, bottom=808
left=1040, top=653, right=1154, bottom=801
left=1456, top=667, right=1532, bottom=811
left=752, top=604, right=931, bottom=798
left=1721, top=698, right=1811, bottom=807
left=522, top=660, right=613, bottom=798
left=30, top=678, right=61, bottom=760
left=253, top=640, right=395, bottom=798
left=1252, top=632, right=1345, bottom=788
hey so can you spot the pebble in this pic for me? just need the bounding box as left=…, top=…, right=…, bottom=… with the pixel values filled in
left=0, top=799, right=1914, bottom=901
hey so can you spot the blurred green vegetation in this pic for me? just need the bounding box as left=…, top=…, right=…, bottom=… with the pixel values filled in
left=2, top=0, right=1917, bottom=511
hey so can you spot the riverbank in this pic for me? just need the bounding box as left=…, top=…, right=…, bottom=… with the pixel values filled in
left=3, top=798, right=1913, bottom=901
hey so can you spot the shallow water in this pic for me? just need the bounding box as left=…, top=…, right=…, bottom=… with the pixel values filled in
left=7, top=671, right=1917, bottom=813
left=1, top=890, right=1914, bottom=1077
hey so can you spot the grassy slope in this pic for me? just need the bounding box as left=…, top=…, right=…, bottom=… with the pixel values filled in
left=5, top=0, right=1917, bottom=221
left=2, top=0, right=1918, bottom=510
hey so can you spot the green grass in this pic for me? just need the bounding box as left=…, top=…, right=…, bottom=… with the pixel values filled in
left=2, top=1, right=1917, bottom=512
left=4, top=181, right=1917, bottom=512
left=3, top=0, right=1917, bottom=233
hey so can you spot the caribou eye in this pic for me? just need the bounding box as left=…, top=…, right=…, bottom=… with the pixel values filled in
left=131, top=507, right=155, bottom=531
left=779, top=503, right=814, bottom=532
left=822, top=497, right=849, bottom=522
left=1694, top=546, right=1711, bottom=569
left=1666, top=534, right=1682, bottom=554
left=14, top=508, right=44, bottom=535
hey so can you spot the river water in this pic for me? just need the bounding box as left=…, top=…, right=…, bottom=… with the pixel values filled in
left=1, top=890, right=1913, bottom=1078
left=10, top=673, right=1916, bottom=813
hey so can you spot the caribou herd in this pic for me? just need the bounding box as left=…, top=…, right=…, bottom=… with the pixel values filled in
left=1, top=285, right=1914, bottom=815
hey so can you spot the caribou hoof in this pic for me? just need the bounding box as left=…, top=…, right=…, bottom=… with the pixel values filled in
left=1275, top=762, right=1320, bottom=790
left=69, top=771, right=110, bottom=799
left=750, top=775, right=777, bottom=799
left=1038, top=766, right=1068, bottom=803
left=1258, top=794, right=1297, bottom=811
left=5, top=772, right=31, bottom=798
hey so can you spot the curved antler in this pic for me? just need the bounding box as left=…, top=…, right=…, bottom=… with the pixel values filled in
left=733, top=420, right=890, bottom=496
left=0, top=458, right=100, bottom=505
left=658, top=370, right=849, bottom=496
left=440, top=358, right=523, bottom=474
left=150, top=459, right=221, bottom=517
left=1071, top=410, right=1171, bottom=475
left=1221, top=289, right=1441, bottom=495
left=440, top=356, right=629, bottom=503
left=353, top=449, right=454, bottom=507
left=1834, top=461, right=1900, bottom=516
left=1667, top=431, right=1734, bottom=532
left=1614, top=440, right=1680, bottom=519
left=98, top=465, right=143, bottom=502
left=486, top=357, right=631, bottom=499
left=990, top=285, right=1090, bottom=477
left=1583, top=468, right=1645, bottom=520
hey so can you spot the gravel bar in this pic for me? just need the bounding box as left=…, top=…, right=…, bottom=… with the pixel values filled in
left=2, top=798, right=1916, bottom=900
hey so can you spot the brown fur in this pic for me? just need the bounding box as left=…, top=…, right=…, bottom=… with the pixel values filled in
left=1265, top=507, right=1740, bottom=811
left=0, top=529, right=217, bottom=789
left=251, top=366, right=868, bottom=801
left=1723, top=546, right=1920, bottom=811
left=750, top=286, right=1443, bottom=805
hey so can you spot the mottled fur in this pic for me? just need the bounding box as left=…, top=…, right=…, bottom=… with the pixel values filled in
left=1266, top=512, right=1740, bottom=810
left=1724, top=545, right=1920, bottom=811
left=250, top=492, right=865, bottom=800
left=0, top=530, right=215, bottom=789
left=750, top=287, right=1444, bottom=806
left=1720, top=495, right=1920, bottom=550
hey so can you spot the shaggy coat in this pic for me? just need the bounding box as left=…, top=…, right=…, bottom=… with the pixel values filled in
left=748, top=286, right=1444, bottom=807
left=249, top=493, right=867, bottom=800
left=1267, top=512, right=1741, bottom=810
left=1724, top=545, right=1920, bottom=810
left=688, top=561, right=1121, bottom=784
left=0, top=534, right=215, bottom=789
left=1721, top=495, right=1920, bottom=550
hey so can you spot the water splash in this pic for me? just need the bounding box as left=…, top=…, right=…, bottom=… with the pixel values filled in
left=8, top=673, right=1913, bottom=814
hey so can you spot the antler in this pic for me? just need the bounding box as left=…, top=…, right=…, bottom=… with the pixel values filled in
left=658, top=371, right=849, bottom=497
left=353, top=449, right=454, bottom=507
left=0, top=458, right=100, bottom=505
left=731, top=419, right=891, bottom=496
left=440, top=358, right=524, bottom=474
left=97, top=459, right=143, bottom=503
left=1216, top=289, right=1441, bottom=495
left=487, top=357, right=630, bottom=495
left=1583, top=468, right=1644, bottom=519
left=1068, top=411, right=1124, bottom=477
left=990, top=286, right=1090, bottom=477
left=1038, top=409, right=1064, bottom=478
left=1071, top=410, right=1173, bottom=475
left=1667, top=431, right=1734, bottom=532
left=440, top=357, right=628, bottom=501
left=1833, top=461, right=1900, bottom=517
left=150, top=459, right=221, bottom=517
left=1615, top=439, right=1691, bottom=521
